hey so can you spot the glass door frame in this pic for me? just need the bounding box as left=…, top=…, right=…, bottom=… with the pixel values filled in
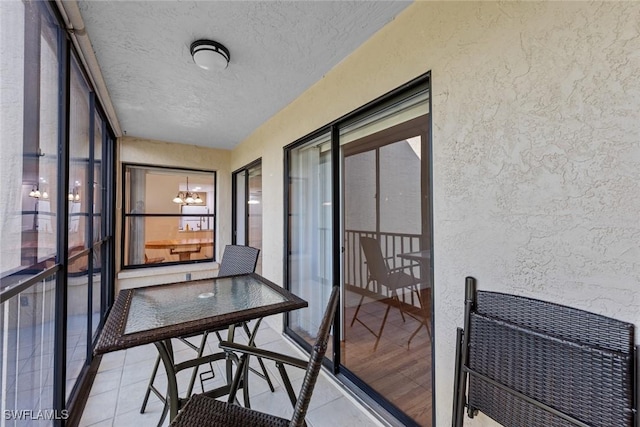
left=231, top=158, right=261, bottom=245
left=232, top=159, right=262, bottom=273
left=283, top=72, right=433, bottom=426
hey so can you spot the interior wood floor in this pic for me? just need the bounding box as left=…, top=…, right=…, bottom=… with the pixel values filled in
left=342, top=290, right=432, bottom=427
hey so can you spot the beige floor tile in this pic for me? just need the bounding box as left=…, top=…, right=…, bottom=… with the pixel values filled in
left=86, top=323, right=384, bottom=427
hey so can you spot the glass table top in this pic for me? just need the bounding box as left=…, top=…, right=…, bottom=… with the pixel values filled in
left=94, top=273, right=306, bottom=355
left=125, top=275, right=287, bottom=334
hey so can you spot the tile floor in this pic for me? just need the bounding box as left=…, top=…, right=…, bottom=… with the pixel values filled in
left=80, top=319, right=386, bottom=427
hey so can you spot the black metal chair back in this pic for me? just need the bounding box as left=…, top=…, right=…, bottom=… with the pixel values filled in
left=218, top=245, right=260, bottom=277
left=359, top=236, right=389, bottom=282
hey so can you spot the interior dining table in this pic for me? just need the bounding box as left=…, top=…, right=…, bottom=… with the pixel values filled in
left=94, top=273, right=308, bottom=423
left=145, top=237, right=214, bottom=261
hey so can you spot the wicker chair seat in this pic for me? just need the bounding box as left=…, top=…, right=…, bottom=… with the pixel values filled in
left=171, top=394, right=289, bottom=427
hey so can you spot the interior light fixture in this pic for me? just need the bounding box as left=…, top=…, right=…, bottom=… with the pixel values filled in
left=68, top=186, right=80, bottom=203
left=190, top=39, right=230, bottom=70
left=29, top=184, right=48, bottom=199
left=173, top=177, right=203, bottom=205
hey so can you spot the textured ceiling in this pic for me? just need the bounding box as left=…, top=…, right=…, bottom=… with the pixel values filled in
left=77, top=1, right=411, bottom=149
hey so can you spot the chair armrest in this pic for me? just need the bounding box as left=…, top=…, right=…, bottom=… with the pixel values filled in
left=388, top=262, right=421, bottom=273
left=219, top=341, right=308, bottom=370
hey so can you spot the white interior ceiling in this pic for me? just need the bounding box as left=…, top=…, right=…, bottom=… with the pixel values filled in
left=77, top=1, right=411, bottom=150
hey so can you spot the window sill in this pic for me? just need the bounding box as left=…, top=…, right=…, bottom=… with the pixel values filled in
left=117, top=261, right=219, bottom=291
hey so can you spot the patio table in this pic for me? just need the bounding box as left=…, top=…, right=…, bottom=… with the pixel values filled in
left=397, top=249, right=431, bottom=263
left=397, top=249, right=431, bottom=348
left=94, top=273, right=307, bottom=422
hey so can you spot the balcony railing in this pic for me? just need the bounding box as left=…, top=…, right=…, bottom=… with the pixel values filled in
left=0, top=276, right=57, bottom=426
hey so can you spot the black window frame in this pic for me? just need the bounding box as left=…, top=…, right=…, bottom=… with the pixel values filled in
left=120, top=163, right=217, bottom=269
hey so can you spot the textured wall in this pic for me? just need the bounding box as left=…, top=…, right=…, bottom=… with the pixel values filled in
left=231, top=2, right=640, bottom=426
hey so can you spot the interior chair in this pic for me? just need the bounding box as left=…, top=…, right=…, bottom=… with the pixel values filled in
left=170, top=286, right=340, bottom=427
left=140, top=245, right=273, bottom=425
left=350, top=236, right=424, bottom=351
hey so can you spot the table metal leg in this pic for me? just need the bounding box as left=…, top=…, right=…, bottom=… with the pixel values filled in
left=151, top=321, right=268, bottom=424
left=185, top=331, right=209, bottom=397
left=154, top=340, right=179, bottom=425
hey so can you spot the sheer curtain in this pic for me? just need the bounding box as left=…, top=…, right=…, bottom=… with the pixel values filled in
left=288, top=132, right=332, bottom=342
left=128, top=168, right=146, bottom=265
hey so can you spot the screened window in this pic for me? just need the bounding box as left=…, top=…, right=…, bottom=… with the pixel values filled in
left=1, top=0, right=116, bottom=415
left=123, top=165, right=216, bottom=267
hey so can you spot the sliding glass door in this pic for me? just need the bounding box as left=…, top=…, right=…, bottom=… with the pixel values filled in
left=285, top=75, right=432, bottom=427
left=340, top=99, right=431, bottom=426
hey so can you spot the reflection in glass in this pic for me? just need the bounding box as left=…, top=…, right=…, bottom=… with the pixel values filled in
left=340, top=94, right=431, bottom=426
left=233, top=162, right=263, bottom=273
left=0, top=0, right=59, bottom=278
left=0, top=0, right=113, bottom=412
left=123, top=166, right=216, bottom=267
left=247, top=164, right=262, bottom=274
left=93, top=111, right=103, bottom=243
left=66, top=54, right=90, bottom=401
left=125, top=217, right=215, bottom=266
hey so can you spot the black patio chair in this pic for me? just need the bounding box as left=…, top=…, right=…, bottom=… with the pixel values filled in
left=170, top=286, right=339, bottom=427
left=350, top=236, right=423, bottom=350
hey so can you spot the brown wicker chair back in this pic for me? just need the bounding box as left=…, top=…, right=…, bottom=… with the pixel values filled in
left=218, top=245, right=260, bottom=277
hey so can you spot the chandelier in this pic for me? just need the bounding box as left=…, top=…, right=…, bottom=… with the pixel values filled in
left=68, top=181, right=81, bottom=203
left=172, top=177, right=203, bottom=205
left=29, top=184, right=49, bottom=199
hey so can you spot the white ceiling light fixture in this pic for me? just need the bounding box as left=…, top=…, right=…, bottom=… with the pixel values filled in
left=190, top=39, right=230, bottom=70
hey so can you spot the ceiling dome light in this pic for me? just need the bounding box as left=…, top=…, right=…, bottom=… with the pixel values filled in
left=190, top=39, right=230, bottom=70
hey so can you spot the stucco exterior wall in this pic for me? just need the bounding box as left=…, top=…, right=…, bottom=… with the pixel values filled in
left=230, top=2, right=640, bottom=426
left=116, top=136, right=232, bottom=290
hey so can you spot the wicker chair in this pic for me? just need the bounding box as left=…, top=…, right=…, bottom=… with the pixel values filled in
left=141, top=245, right=273, bottom=425
left=170, top=286, right=340, bottom=427
left=453, top=277, right=638, bottom=427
